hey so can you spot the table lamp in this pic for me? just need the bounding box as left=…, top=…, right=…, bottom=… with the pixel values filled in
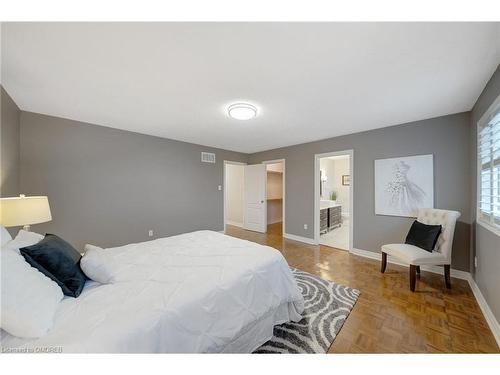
left=0, top=194, right=52, bottom=231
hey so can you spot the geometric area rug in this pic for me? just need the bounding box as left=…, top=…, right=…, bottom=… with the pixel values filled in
left=254, top=268, right=360, bottom=353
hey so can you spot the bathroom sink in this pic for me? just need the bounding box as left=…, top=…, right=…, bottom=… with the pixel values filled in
left=320, top=200, right=339, bottom=209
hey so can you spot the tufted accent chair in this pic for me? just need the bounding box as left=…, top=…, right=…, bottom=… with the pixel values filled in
left=380, top=208, right=461, bottom=291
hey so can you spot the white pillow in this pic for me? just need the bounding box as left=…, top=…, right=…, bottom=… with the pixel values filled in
left=3, top=230, right=44, bottom=253
left=84, top=244, right=103, bottom=252
left=80, top=244, right=110, bottom=283
left=1, top=225, right=12, bottom=247
left=0, top=248, right=64, bottom=338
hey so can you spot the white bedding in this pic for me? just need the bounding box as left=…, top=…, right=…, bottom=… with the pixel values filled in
left=0, top=231, right=304, bottom=353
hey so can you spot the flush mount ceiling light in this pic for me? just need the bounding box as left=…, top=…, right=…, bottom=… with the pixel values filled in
left=227, top=103, right=258, bottom=120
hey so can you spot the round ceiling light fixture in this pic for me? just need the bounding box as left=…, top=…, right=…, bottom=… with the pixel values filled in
left=227, top=102, right=258, bottom=120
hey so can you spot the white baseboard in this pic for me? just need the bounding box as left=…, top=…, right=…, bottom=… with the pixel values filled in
left=225, top=220, right=243, bottom=228
left=283, top=233, right=317, bottom=245
left=467, top=276, right=500, bottom=346
left=267, top=219, right=283, bottom=225
left=351, top=247, right=500, bottom=347
left=350, top=248, right=469, bottom=279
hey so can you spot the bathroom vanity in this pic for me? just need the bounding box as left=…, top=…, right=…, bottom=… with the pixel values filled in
left=320, top=200, right=342, bottom=234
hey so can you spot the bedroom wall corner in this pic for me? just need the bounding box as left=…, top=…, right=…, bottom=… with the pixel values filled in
left=19, top=111, right=249, bottom=251
left=0, top=85, right=21, bottom=199
left=469, top=63, right=500, bottom=325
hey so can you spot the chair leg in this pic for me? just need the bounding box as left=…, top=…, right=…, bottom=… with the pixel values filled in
left=381, top=252, right=387, bottom=273
left=409, top=265, right=417, bottom=292
left=444, top=265, right=451, bottom=289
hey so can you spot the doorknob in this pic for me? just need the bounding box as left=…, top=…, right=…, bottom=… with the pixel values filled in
left=261, top=200, right=264, bottom=203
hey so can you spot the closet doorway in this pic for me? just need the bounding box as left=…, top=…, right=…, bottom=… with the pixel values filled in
left=262, top=159, right=285, bottom=236
left=223, top=159, right=285, bottom=236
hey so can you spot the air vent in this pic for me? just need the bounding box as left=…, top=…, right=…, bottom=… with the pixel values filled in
left=201, top=152, right=216, bottom=164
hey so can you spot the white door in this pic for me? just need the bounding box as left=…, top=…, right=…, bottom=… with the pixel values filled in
left=244, top=164, right=267, bottom=233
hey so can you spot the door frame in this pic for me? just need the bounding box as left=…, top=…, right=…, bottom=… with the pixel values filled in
left=223, top=160, right=247, bottom=233
left=261, top=159, right=286, bottom=233
left=314, top=150, right=353, bottom=252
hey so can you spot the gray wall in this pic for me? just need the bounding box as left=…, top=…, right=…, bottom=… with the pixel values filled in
left=9, top=95, right=479, bottom=273
left=19, top=112, right=247, bottom=250
left=248, top=112, right=472, bottom=271
left=470, top=64, right=500, bottom=322
left=0, top=86, right=20, bottom=197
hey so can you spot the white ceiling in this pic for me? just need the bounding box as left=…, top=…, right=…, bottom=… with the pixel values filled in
left=1, top=23, right=499, bottom=153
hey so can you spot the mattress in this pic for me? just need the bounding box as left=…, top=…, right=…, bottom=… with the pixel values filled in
left=0, top=230, right=304, bottom=353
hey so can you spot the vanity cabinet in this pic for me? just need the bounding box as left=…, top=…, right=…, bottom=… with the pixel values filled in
left=320, top=208, right=329, bottom=234
left=319, top=204, right=342, bottom=234
left=329, top=205, right=342, bottom=230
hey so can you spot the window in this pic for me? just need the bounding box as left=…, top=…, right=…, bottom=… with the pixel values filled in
left=477, top=95, right=500, bottom=234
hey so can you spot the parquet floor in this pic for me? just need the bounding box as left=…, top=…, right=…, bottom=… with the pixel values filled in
left=225, top=222, right=499, bottom=353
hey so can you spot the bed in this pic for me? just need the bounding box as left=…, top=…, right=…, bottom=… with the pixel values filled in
left=0, top=230, right=304, bottom=353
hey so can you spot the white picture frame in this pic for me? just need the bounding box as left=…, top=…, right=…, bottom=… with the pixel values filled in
left=375, top=154, right=434, bottom=217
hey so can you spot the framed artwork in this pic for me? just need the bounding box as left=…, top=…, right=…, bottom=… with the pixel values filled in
left=342, top=175, right=350, bottom=186
left=374, top=154, right=434, bottom=217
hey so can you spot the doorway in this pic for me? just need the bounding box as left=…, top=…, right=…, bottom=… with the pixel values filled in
left=314, top=150, right=353, bottom=251
left=223, top=161, right=246, bottom=231
left=263, top=159, right=285, bottom=236
left=224, top=159, right=285, bottom=236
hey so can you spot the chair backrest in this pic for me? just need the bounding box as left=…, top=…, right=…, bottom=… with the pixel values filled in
left=417, top=208, right=461, bottom=263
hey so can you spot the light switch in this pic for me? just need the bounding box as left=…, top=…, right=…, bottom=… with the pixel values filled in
left=218, top=185, right=222, bottom=191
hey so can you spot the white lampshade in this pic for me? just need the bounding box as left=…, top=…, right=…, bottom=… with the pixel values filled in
left=0, top=195, right=52, bottom=227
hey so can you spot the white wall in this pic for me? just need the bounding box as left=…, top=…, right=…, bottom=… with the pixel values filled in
left=320, top=156, right=350, bottom=216
left=320, top=158, right=335, bottom=199
left=267, top=171, right=283, bottom=199
left=225, top=164, right=245, bottom=226
left=267, top=163, right=283, bottom=224
left=266, top=163, right=283, bottom=173
left=267, top=200, right=283, bottom=224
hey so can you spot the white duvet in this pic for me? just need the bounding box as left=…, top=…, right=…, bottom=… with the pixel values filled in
left=1, top=231, right=304, bottom=353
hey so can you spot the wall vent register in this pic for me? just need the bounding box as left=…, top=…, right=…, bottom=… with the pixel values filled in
left=201, top=152, right=216, bottom=164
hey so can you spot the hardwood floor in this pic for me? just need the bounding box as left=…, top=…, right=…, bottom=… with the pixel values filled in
left=225, top=223, right=499, bottom=353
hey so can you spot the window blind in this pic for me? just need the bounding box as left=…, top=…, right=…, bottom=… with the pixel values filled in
left=478, top=109, right=500, bottom=229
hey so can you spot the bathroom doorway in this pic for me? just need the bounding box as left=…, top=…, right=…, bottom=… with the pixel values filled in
left=314, top=150, right=353, bottom=251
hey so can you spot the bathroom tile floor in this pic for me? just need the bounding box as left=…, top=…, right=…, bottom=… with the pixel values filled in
left=320, top=218, right=350, bottom=250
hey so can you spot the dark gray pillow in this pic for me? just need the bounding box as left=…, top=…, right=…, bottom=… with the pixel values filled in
left=405, top=220, right=442, bottom=252
left=20, top=234, right=87, bottom=297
